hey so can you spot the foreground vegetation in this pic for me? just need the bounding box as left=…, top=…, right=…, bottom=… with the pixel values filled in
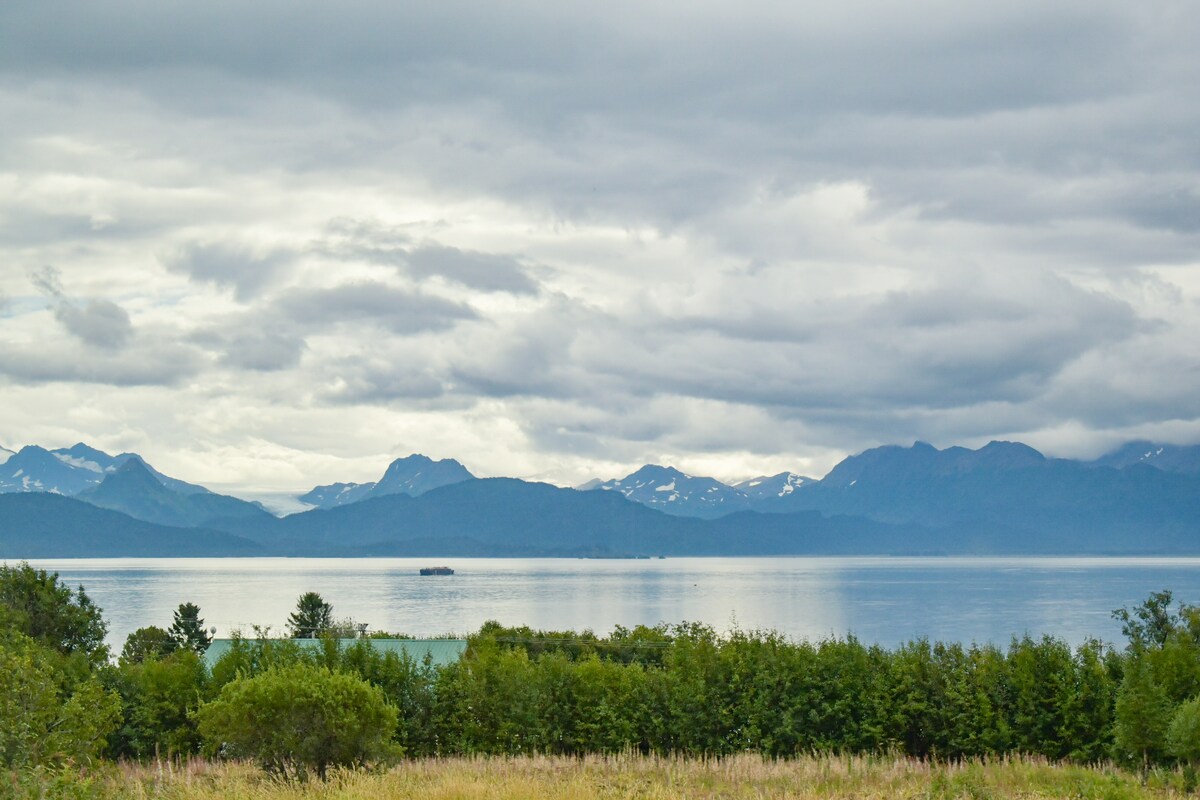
left=7, top=561, right=1200, bottom=794
left=11, top=754, right=1200, bottom=800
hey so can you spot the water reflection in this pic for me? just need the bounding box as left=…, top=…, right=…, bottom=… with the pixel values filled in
left=14, top=556, right=1200, bottom=653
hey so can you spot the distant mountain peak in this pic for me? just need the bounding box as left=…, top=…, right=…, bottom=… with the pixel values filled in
left=822, top=440, right=1049, bottom=488
left=299, top=454, right=476, bottom=509
left=3, top=445, right=99, bottom=495
left=369, top=454, right=475, bottom=499
left=109, top=456, right=161, bottom=485
left=298, top=481, right=376, bottom=509
left=57, top=442, right=114, bottom=461
left=733, top=472, right=814, bottom=500
left=51, top=443, right=109, bottom=473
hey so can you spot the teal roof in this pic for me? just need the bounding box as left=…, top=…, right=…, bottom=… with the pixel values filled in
left=203, top=638, right=467, bottom=670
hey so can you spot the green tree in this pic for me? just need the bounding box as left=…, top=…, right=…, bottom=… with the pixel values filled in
left=168, top=602, right=213, bottom=654
left=112, top=649, right=209, bottom=758
left=1114, top=655, right=1172, bottom=769
left=1114, top=590, right=1178, bottom=652
left=121, top=625, right=177, bottom=664
left=0, top=562, right=108, bottom=665
left=1062, top=638, right=1120, bottom=762
left=196, top=663, right=398, bottom=780
left=288, top=592, right=334, bottom=638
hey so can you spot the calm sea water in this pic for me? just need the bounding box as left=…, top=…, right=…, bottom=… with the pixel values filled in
left=16, top=557, right=1200, bottom=653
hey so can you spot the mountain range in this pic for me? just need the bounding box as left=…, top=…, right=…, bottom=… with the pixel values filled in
left=3, top=439, right=1200, bottom=557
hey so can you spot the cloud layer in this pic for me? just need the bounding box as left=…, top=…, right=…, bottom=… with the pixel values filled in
left=1, top=1, right=1198, bottom=491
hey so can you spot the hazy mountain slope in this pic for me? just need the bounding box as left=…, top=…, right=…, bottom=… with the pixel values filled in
left=0, top=493, right=263, bottom=557
left=1088, top=441, right=1200, bottom=476
left=758, top=441, right=1200, bottom=541
left=255, top=478, right=690, bottom=554
left=228, top=474, right=1200, bottom=556
left=248, top=477, right=924, bottom=556
left=78, top=459, right=274, bottom=529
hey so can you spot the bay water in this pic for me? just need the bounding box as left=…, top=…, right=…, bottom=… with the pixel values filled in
left=17, top=556, right=1200, bottom=654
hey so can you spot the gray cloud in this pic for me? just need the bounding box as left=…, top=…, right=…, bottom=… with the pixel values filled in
left=316, top=220, right=540, bottom=294
left=276, top=282, right=477, bottom=334
left=406, top=245, right=540, bottom=295
left=161, top=243, right=294, bottom=302
left=314, top=360, right=448, bottom=405
left=28, top=264, right=65, bottom=298
left=218, top=330, right=306, bottom=372
left=0, top=340, right=201, bottom=387
left=29, top=266, right=133, bottom=349
left=55, top=299, right=133, bottom=349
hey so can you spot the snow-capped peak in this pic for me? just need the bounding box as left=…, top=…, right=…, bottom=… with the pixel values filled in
left=594, top=464, right=752, bottom=519
left=733, top=472, right=814, bottom=500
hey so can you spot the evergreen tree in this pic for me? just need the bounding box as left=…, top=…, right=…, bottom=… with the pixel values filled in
left=168, top=602, right=213, bottom=655
left=288, top=592, right=334, bottom=638
left=1114, top=655, right=1172, bottom=770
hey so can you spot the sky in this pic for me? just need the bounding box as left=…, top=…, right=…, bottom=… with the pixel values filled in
left=1, top=1, right=1199, bottom=499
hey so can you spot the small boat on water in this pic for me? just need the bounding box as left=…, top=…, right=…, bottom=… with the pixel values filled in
left=419, top=566, right=454, bottom=576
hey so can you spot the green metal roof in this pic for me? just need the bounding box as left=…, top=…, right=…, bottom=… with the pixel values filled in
left=203, top=638, right=467, bottom=670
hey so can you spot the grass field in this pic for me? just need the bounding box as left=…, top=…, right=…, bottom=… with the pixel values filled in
left=21, top=754, right=1194, bottom=800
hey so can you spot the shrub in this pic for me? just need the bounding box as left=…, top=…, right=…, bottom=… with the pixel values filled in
left=1167, top=696, right=1200, bottom=766
left=195, top=663, right=398, bottom=780
left=0, top=633, right=121, bottom=768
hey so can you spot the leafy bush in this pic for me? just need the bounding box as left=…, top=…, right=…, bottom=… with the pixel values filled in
left=196, top=663, right=398, bottom=780
left=1167, top=696, right=1200, bottom=766
left=0, top=632, right=121, bottom=768
left=120, top=625, right=176, bottom=664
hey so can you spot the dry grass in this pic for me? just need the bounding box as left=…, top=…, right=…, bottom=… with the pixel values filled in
left=64, top=754, right=1191, bottom=799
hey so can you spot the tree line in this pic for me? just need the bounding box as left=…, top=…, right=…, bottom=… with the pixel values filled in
left=4, top=562, right=1200, bottom=781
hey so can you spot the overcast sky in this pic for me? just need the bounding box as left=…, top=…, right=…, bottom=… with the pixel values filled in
left=2, top=1, right=1199, bottom=497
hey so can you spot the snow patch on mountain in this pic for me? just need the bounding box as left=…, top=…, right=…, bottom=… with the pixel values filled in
left=733, top=472, right=815, bottom=500
left=53, top=453, right=105, bottom=473
left=592, top=465, right=751, bottom=519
